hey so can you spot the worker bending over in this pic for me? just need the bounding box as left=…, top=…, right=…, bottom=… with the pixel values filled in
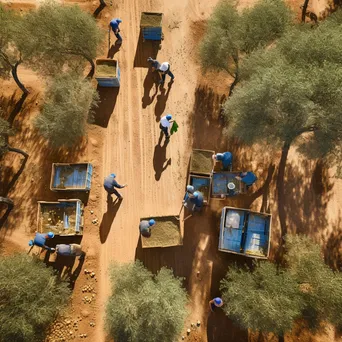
left=55, top=244, right=85, bottom=259
left=104, top=173, right=127, bottom=200
left=212, top=152, right=233, bottom=171
left=139, top=219, right=156, bottom=238
left=28, top=232, right=55, bottom=252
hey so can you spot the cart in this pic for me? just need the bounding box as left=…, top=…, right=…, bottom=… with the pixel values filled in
left=140, top=12, right=164, bottom=48
left=37, top=199, right=84, bottom=236
left=219, top=206, right=271, bottom=259
left=95, top=59, right=120, bottom=87
left=140, top=215, right=182, bottom=248
left=50, top=163, right=93, bottom=192
left=211, top=171, right=247, bottom=199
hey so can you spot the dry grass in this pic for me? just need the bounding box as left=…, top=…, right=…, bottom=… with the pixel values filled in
left=190, top=149, right=214, bottom=175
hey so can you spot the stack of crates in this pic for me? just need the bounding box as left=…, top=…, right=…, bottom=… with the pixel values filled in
left=140, top=12, right=163, bottom=41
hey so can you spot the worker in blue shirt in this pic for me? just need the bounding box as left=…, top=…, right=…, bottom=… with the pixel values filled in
left=183, top=185, right=195, bottom=203
left=28, top=232, right=55, bottom=251
left=109, top=18, right=122, bottom=44
left=185, top=191, right=203, bottom=212
left=213, top=152, right=233, bottom=171
left=139, top=219, right=156, bottom=238
left=237, top=171, right=258, bottom=188
left=209, top=297, right=223, bottom=312
left=104, top=173, right=127, bottom=200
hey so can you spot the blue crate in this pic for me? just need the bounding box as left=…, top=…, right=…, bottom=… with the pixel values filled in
left=95, top=59, right=120, bottom=87
left=142, top=27, right=162, bottom=40
left=51, top=163, right=93, bottom=191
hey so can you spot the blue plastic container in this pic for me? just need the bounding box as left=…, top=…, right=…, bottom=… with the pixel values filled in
left=50, top=163, right=93, bottom=191
left=95, top=59, right=120, bottom=87
left=140, top=12, right=163, bottom=41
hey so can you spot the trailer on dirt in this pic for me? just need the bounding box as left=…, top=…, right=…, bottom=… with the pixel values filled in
left=140, top=12, right=164, bottom=48
left=219, top=206, right=271, bottom=259
left=37, top=199, right=84, bottom=236
left=50, top=163, right=93, bottom=192
left=95, top=58, right=120, bottom=87
left=140, top=215, right=182, bottom=248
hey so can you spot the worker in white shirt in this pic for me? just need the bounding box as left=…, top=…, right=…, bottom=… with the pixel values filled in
left=159, top=114, right=174, bottom=139
left=158, top=62, right=175, bottom=85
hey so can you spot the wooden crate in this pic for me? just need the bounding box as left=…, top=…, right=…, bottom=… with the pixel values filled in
left=37, top=199, right=84, bottom=236
left=189, top=149, right=215, bottom=176
left=187, top=174, right=212, bottom=205
left=95, top=59, right=120, bottom=87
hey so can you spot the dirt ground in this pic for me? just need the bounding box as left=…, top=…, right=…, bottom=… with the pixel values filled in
left=1, top=0, right=342, bottom=341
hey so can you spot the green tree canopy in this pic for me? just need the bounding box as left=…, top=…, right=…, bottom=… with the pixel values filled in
left=220, top=262, right=303, bottom=336
left=0, top=254, right=70, bottom=342
left=285, top=235, right=342, bottom=329
left=16, top=2, right=103, bottom=76
left=200, top=0, right=292, bottom=94
left=34, top=74, right=98, bottom=147
left=105, top=261, right=188, bottom=342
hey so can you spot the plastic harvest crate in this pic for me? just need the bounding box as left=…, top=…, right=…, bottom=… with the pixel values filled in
left=95, top=59, right=120, bottom=87
left=50, top=163, right=93, bottom=191
left=37, top=199, right=84, bottom=236
left=140, top=12, right=163, bottom=41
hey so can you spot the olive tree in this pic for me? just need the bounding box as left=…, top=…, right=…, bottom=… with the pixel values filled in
left=0, top=254, right=70, bottom=342
left=223, top=12, right=342, bottom=236
left=17, top=2, right=103, bottom=77
left=105, top=261, right=188, bottom=342
left=285, top=235, right=342, bottom=329
left=220, top=262, right=303, bottom=338
left=200, top=0, right=292, bottom=96
left=34, top=74, right=98, bottom=147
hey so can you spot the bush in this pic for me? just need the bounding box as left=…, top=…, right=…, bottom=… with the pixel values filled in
left=0, top=254, right=70, bottom=342
left=105, top=261, right=188, bottom=342
left=34, top=74, right=98, bottom=147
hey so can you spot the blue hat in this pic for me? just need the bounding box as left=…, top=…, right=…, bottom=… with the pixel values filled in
left=186, top=185, right=194, bottom=194
left=193, top=191, right=199, bottom=198
left=110, top=173, right=116, bottom=178
left=166, top=114, right=172, bottom=121
left=117, top=19, right=122, bottom=23
left=214, top=297, right=223, bottom=306
left=149, top=219, right=155, bottom=226
left=28, top=240, right=34, bottom=246
left=47, top=232, right=55, bottom=239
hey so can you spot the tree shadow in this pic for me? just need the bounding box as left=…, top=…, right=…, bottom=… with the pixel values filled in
left=93, top=0, right=106, bottom=18
left=154, top=83, right=172, bottom=122
left=153, top=133, right=171, bottom=181
left=99, top=196, right=122, bottom=243
left=1, top=104, right=87, bottom=233
left=133, top=31, right=160, bottom=68
left=142, top=69, right=158, bottom=109
left=323, top=215, right=342, bottom=270
left=93, top=86, right=119, bottom=128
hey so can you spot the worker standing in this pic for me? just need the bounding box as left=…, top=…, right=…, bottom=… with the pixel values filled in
left=159, top=114, right=173, bottom=140
left=139, top=219, right=156, bottom=238
left=158, top=62, right=175, bottom=85
left=28, top=232, right=55, bottom=251
left=103, top=173, right=127, bottom=200
left=109, top=18, right=122, bottom=44
left=213, top=152, right=233, bottom=171
left=209, top=297, right=223, bottom=312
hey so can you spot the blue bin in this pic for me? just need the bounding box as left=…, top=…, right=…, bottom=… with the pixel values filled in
left=95, top=59, right=120, bottom=87
left=140, top=12, right=163, bottom=41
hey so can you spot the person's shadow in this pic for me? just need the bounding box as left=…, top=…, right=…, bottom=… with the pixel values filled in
left=142, top=69, right=159, bottom=108
left=153, top=133, right=171, bottom=181
left=154, top=82, right=172, bottom=122
left=99, top=196, right=122, bottom=243
left=107, top=43, right=121, bottom=59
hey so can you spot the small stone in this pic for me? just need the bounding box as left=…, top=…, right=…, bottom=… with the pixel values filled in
left=90, top=272, right=95, bottom=278
left=187, top=328, right=191, bottom=335
left=182, top=337, right=185, bottom=340
left=90, top=210, right=94, bottom=214
left=69, top=331, right=73, bottom=335
left=84, top=334, right=87, bottom=338
left=81, top=310, right=90, bottom=318
left=197, top=320, right=201, bottom=327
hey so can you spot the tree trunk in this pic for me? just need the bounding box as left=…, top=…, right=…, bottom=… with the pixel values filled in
left=93, top=0, right=106, bottom=18
left=277, top=141, right=291, bottom=238
left=301, top=0, right=310, bottom=22
left=228, top=74, right=239, bottom=97
left=85, top=56, right=95, bottom=79
left=3, top=146, right=29, bottom=197
left=0, top=196, right=14, bottom=228
left=279, top=334, right=285, bottom=342
left=11, top=60, right=29, bottom=94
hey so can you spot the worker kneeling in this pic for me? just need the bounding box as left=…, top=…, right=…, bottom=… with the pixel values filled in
left=184, top=191, right=203, bottom=212
left=139, top=219, right=156, bottom=238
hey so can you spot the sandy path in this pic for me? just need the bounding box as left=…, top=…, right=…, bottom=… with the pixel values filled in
left=96, top=0, right=219, bottom=340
